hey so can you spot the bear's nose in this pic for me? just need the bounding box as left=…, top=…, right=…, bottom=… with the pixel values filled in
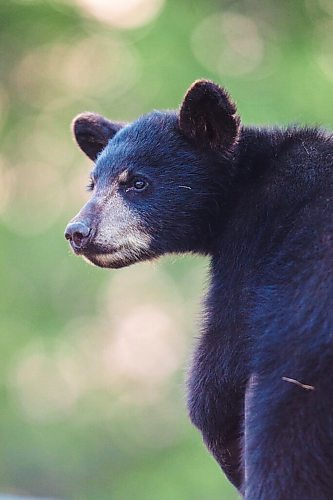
left=64, top=221, right=91, bottom=250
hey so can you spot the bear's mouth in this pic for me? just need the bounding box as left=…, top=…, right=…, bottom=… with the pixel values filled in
left=67, top=237, right=129, bottom=268
left=80, top=239, right=155, bottom=268
left=67, top=228, right=153, bottom=269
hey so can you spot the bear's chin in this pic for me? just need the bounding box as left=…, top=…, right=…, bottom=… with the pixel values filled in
left=82, top=251, right=137, bottom=269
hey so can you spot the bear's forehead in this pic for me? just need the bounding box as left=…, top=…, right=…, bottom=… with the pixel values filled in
left=94, top=111, right=179, bottom=177
left=115, top=110, right=178, bottom=144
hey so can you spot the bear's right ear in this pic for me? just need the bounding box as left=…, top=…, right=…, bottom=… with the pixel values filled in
left=179, top=80, right=240, bottom=153
left=72, top=112, right=124, bottom=161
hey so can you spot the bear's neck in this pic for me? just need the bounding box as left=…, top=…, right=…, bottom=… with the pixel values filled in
left=205, top=124, right=330, bottom=258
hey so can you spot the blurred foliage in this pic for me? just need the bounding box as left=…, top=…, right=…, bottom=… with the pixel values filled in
left=0, top=0, right=332, bottom=498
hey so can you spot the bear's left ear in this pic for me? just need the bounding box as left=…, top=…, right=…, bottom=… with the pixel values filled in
left=72, top=112, right=124, bottom=161
left=179, top=80, right=240, bottom=153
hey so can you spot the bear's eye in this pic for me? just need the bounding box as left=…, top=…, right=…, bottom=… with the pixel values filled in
left=133, top=179, right=147, bottom=190
left=126, top=177, right=148, bottom=192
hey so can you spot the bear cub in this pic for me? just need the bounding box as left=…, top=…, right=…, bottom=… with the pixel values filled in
left=65, top=80, right=333, bottom=499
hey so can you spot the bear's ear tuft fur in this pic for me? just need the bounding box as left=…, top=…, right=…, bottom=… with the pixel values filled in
left=179, top=80, right=240, bottom=153
left=72, top=112, right=124, bottom=161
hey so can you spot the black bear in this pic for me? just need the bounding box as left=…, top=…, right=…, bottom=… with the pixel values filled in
left=65, top=80, right=333, bottom=499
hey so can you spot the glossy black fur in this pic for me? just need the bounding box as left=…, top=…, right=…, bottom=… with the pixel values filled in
left=68, top=81, right=333, bottom=499
left=188, top=125, right=333, bottom=498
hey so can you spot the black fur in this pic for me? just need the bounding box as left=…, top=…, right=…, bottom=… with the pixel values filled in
left=68, top=81, right=333, bottom=498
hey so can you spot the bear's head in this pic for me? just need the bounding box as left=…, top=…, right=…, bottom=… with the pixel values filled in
left=65, top=80, right=240, bottom=268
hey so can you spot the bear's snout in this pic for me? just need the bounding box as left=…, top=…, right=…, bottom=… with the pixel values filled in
left=64, top=221, right=91, bottom=252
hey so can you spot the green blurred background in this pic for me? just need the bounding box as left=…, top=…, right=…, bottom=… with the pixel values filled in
left=0, top=0, right=332, bottom=498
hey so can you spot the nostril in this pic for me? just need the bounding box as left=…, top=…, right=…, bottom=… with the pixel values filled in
left=72, top=230, right=84, bottom=247
left=64, top=221, right=91, bottom=248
